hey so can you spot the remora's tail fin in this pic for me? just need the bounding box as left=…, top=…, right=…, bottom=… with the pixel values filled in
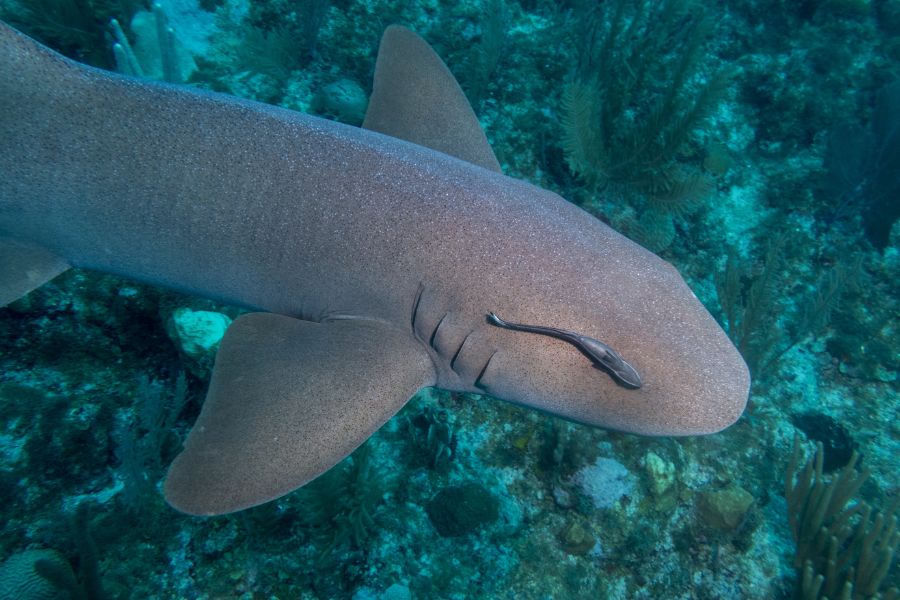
left=164, top=313, right=435, bottom=516
left=363, top=25, right=502, bottom=172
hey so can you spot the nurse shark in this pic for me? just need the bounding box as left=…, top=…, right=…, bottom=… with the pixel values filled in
left=0, top=23, right=749, bottom=515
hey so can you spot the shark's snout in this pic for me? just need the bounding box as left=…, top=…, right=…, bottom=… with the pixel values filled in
left=478, top=250, right=750, bottom=437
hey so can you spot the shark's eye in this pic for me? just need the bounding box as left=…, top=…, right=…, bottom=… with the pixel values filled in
left=487, top=312, right=642, bottom=389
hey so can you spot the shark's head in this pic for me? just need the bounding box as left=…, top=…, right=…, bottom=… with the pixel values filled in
left=359, top=24, right=749, bottom=438
left=461, top=186, right=750, bottom=437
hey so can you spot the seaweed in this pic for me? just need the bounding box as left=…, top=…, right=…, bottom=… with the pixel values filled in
left=0, top=0, right=146, bottom=68
left=826, top=80, right=900, bottom=251
left=404, top=404, right=457, bottom=471
left=246, top=0, right=330, bottom=65
left=32, top=503, right=108, bottom=600
left=297, top=443, right=397, bottom=562
left=716, top=233, right=858, bottom=380
left=561, top=0, right=730, bottom=250
left=460, top=0, right=509, bottom=110
left=114, top=373, right=189, bottom=517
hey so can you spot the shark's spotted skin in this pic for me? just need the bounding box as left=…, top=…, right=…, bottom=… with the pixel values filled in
left=0, top=23, right=750, bottom=515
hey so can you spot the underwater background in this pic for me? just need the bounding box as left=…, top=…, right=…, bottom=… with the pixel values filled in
left=0, top=0, right=898, bottom=598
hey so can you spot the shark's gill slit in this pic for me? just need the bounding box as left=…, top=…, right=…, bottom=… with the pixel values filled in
left=429, top=313, right=447, bottom=348
left=474, top=351, right=497, bottom=390
left=487, top=312, right=642, bottom=389
left=410, top=282, right=425, bottom=338
left=450, top=331, right=471, bottom=371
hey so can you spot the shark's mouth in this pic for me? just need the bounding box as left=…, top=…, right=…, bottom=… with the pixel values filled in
left=486, top=312, right=643, bottom=389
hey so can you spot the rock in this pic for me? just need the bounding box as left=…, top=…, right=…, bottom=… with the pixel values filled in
left=697, top=484, right=754, bottom=532
left=552, top=484, right=574, bottom=508
left=644, top=451, right=676, bottom=496
left=314, top=79, right=369, bottom=125
left=573, top=457, right=635, bottom=509
left=169, top=308, right=231, bottom=358
left=426, top=482, right=499, bottom=537
left=382, top=583, right=412, bottom=600
left=558, top=521, right=596, bottom=555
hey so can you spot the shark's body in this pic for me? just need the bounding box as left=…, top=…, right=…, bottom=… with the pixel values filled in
left=0, top=23, right=749, bottom=515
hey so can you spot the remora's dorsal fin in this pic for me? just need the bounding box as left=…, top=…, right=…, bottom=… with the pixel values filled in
left=363, top=25, right=502, bottom=173
left=0, top=238, right=69, bottom=306
left=164, top=313, right=435, bottom=516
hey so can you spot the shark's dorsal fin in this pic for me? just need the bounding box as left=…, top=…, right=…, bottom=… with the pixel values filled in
left=0, top=237, right=69, bottom=306
left=164, top=313, right=435, bottom=515
left=363, top=25, right=502, bottom=173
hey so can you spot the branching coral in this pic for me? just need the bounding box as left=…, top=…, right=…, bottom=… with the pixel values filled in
left=785, top=437, right=899, bottom=600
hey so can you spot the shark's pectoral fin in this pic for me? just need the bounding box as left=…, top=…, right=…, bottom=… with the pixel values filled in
left=363, top=25, right=502, bottom=173
left=164, top=312, right=435, bottom=516
left=0, top=237, right=69, bottom=307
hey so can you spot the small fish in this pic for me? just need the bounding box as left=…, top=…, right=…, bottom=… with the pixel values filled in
left=487, top=312, right=643, bottom=389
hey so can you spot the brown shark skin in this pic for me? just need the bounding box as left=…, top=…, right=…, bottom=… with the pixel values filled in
left=0, top=21, right=748, bottom=443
